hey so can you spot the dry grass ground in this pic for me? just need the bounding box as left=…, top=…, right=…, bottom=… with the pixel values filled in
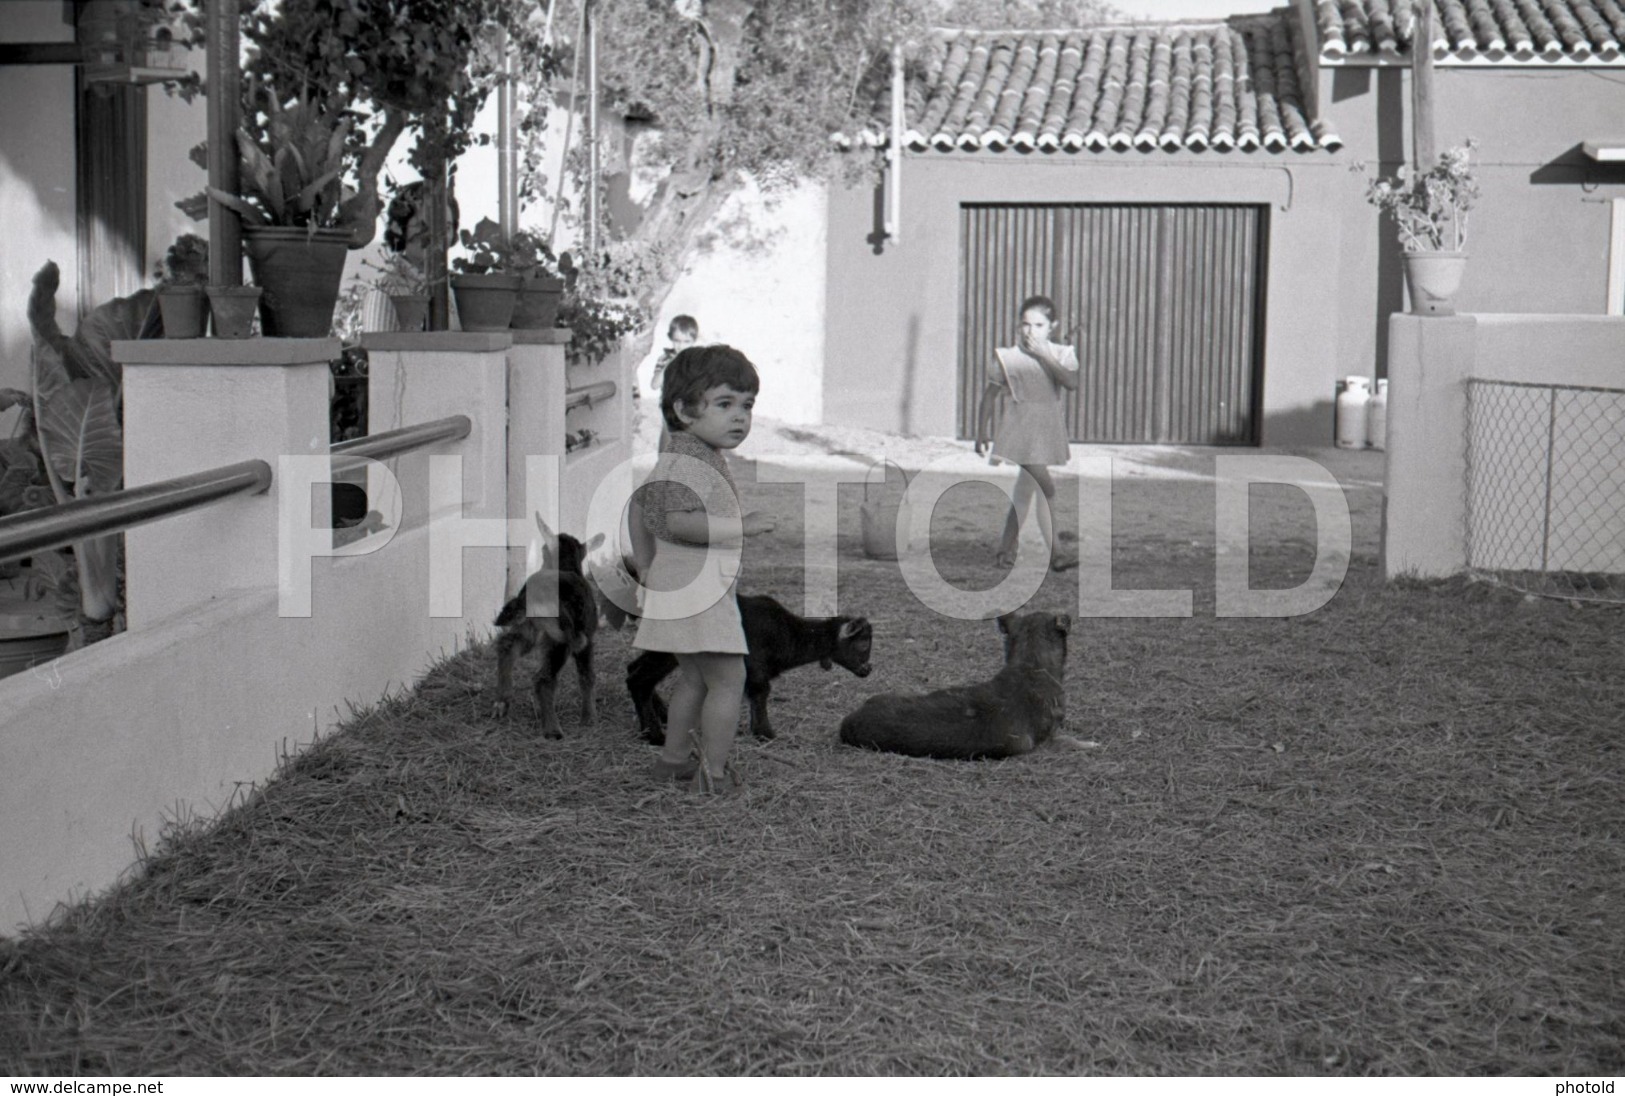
left=2, top=429, right=1621, bottom=1076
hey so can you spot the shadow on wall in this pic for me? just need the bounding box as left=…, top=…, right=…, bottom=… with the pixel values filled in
left=898, top=313, right=920, bottom=436
left=1529, top=145, right=1625, bottom=187
left=1265, top=399, right=1337, bottom=448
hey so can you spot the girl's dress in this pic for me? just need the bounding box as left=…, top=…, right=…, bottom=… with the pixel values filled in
left=990, top=340, right=1077, bottom=467
left=631, top=430, right=748, bottom=655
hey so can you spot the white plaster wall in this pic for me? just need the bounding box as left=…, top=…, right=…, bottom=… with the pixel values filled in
left=145, top=55, right=210, bottom=280
left=638, top=178, right=827, bottom=426
left=0, top=56, right=79, bottom=396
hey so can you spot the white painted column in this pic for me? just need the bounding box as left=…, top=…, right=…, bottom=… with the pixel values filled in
left=118, top=337, right=338, bottom=632
left=506, top=329, right=569, bottom=594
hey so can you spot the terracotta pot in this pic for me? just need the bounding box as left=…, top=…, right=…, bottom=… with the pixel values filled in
left=390, top=294, right=431, bottom=333
left=451, top=273, right=522, bottom=332
left=241, top=226, right=352, bottom=337
left=205, top=285, right=262, bottom=338
left=511, top=276, right=565, bottom=330
left=156, top=285, right=207, bottom=338
left=1403, top=250, right=1468, bottom=316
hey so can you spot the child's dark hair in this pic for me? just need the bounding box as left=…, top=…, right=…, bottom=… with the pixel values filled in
left=661, top=344, right=759, bottom=431
left=1019, top=295, right=1057, bottom=322
left=384, top=181, right=461, bottom=254
left=668, top=314, right=699, bottom=340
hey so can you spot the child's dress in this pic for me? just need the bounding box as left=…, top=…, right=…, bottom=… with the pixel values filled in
left=990, top=340, right=1077, bottom=467
left=631, top=430, right=748, bottom=655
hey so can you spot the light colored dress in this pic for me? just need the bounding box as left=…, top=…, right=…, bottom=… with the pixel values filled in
left=631, top=430, right=748, bottom=655
left=990, top=341, right=1077, bottom=467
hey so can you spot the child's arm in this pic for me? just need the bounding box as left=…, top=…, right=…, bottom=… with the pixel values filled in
left=1020, top=334, right=1080, bottom=391
left=973, top=381, right=1002, bottom=455
left=628, top=494, right=656, bottom=575
left=664, top=509, right=774, bottom=545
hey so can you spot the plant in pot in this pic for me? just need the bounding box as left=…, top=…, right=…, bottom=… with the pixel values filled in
left=202, top=77, right=376, bottom=337
left=363, top=252, right=431, bottom=333
left=449, top=217, right=524, bottom=332
left=153, top=233, right=209, bottom=338
left=507, top=231, right=571, bottom=331
left=1361, top=139, right=1479, bottom=316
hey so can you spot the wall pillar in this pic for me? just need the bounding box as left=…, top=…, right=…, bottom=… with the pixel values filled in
left=118, top=337, right=338, bottom=632
left=1382, top=314, right=1476, bottom=578
left=506, top=330, right=569, bottom=593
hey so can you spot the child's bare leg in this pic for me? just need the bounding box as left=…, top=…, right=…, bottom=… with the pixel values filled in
left=1025, top=464, right=1057, bottom=550
left=691, top=652, right=747, bottom=778
left=661, top=656, right=706, bottom=765
left=1002, top=470, right=1035, bottom=561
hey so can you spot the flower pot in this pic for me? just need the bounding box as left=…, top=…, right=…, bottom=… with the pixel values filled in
left=390, top=293, right=431, bottom=333
left=1403, top=250, right=1468, bottom=316
left=451, top=273, right=522, bottom=332
left=156, top=285, right=207, bottom=339
left=511, top=276, right=565, bottom=330
left=0, top=582, right=73, bottom=682
left=205, top=285, right=262, bottom=338
left=241, top=225, right=353, bottom=337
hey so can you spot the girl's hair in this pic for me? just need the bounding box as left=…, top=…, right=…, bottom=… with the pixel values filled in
left=668, top=314, right=699, bottom=340
left=661, top=344, right=760, bottom=431
left=1019, top=295, right=1057, bottom=322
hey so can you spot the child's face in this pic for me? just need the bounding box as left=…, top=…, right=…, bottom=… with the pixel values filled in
left=676, top=383, right=755, bottom=450
left=670, top=329, right=697, bottom=351
left=1020, top=307, right=1054, bottom=344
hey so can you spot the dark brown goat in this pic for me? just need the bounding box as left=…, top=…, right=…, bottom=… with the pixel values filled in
left=491, top=525, right=604, bottom=738
left=838, top=611, right=1069, bottom=760
left=626, top=594, right=873, bottom=743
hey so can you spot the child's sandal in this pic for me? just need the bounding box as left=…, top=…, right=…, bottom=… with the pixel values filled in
left=689, top=760, right=743, bottom=796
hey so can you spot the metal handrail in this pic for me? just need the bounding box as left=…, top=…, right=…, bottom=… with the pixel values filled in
left=565, top=381, right=617, bottom=412
left=0, top=414, right=477, bottom=567
left=0, top=460, right=272, bottom=566
left=330, top=415, right=471, bottom=477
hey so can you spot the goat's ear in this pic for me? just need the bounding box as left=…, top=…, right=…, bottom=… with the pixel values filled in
left=837, top=618, right=862, bottom=641
left=584, top=531, right=606, bottom=552
left=1055, top=614, right=1071, bottom=634
left=996, top=612, right=1015, bottom=634
left=819, top=657, right=833, bottom=671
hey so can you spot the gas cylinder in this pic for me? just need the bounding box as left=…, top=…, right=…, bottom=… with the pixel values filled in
left=1367, top=378, right=1389, bottom=451
left=1335, top=377, right=1371, bottom=450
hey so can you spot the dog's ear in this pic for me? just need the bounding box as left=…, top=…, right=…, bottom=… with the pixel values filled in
left=1054, top=613, right=1072, bottom=634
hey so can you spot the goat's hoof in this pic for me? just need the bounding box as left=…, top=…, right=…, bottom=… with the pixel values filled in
left=541, top=727, right=564, bottom=740
left=491, top=700, right=510, bottom=719
left=752, top=726, right=777, bottom=741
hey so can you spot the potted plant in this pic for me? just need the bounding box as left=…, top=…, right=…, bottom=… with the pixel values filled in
left=507, top=231, right=571, bottom=330
left=153, top=233, right=209, bottom=338
left=204, top=77, right=372, bottom=337
left=1362, top=139, right=1479, bottom=315
left=449, top=217, right=524, bottom=332
left=365, top=252, right=431, bottom=333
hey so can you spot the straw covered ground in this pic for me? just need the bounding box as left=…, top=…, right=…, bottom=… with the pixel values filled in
left=2, top=432, right=1622, bottom=1076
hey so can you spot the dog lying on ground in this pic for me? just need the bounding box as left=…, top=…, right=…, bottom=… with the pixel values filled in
left=838, top=611, right=1069, bottom=760
left=491, top=523, right=604, bottom=738
left=626, top=593, right=873, bottom=743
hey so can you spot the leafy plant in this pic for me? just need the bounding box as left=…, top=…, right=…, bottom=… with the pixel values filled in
left=365, top=252, right=429, bottom=296
left=205, top=77, right=357, bottom=232
left=1360, top=140, right=1480, bottom=252
left=451, top=218, right=570, bottom=280
left=153, top=233, right=210, bottom=287
left=557, top=293, right=645, bottom=367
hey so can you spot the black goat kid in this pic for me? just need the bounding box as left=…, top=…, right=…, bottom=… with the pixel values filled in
left=492, top=525, right=604, bottom=738
left=626, top=594, right=873, bottom=744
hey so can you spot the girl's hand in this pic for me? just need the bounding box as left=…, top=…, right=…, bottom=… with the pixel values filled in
left=743, top=511, right=777, bottom=537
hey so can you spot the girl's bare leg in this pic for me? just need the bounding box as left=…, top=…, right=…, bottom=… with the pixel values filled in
left=690, top=651, right=748, bottom=778
left=1024, top=464, right=1057, bottom=552
left=662, top=656, right=707, bottom=766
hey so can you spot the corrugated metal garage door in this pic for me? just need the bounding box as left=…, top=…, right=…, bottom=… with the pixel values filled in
left=959, top=204, right=1265, bottom=445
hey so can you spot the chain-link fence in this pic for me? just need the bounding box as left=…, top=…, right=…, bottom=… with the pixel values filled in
left=1464, top=379, right=1625, bottom=603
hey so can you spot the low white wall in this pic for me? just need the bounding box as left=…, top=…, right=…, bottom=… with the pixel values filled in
left=0, top=527, right=493, bottom=935
left=1384, top=313, right=1625, bottom=578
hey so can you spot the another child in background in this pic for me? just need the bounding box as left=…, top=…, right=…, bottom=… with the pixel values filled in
left=632, top=344, right=776, bottom=792
left=974, top=295, right=1080, bottom=571
left=650, top=314, right=700, bottom=393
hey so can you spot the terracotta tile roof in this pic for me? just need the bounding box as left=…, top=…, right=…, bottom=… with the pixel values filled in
left=1315, top=0, right=1625, bottom=60
left=837, top=10, right=1342, bottom=154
